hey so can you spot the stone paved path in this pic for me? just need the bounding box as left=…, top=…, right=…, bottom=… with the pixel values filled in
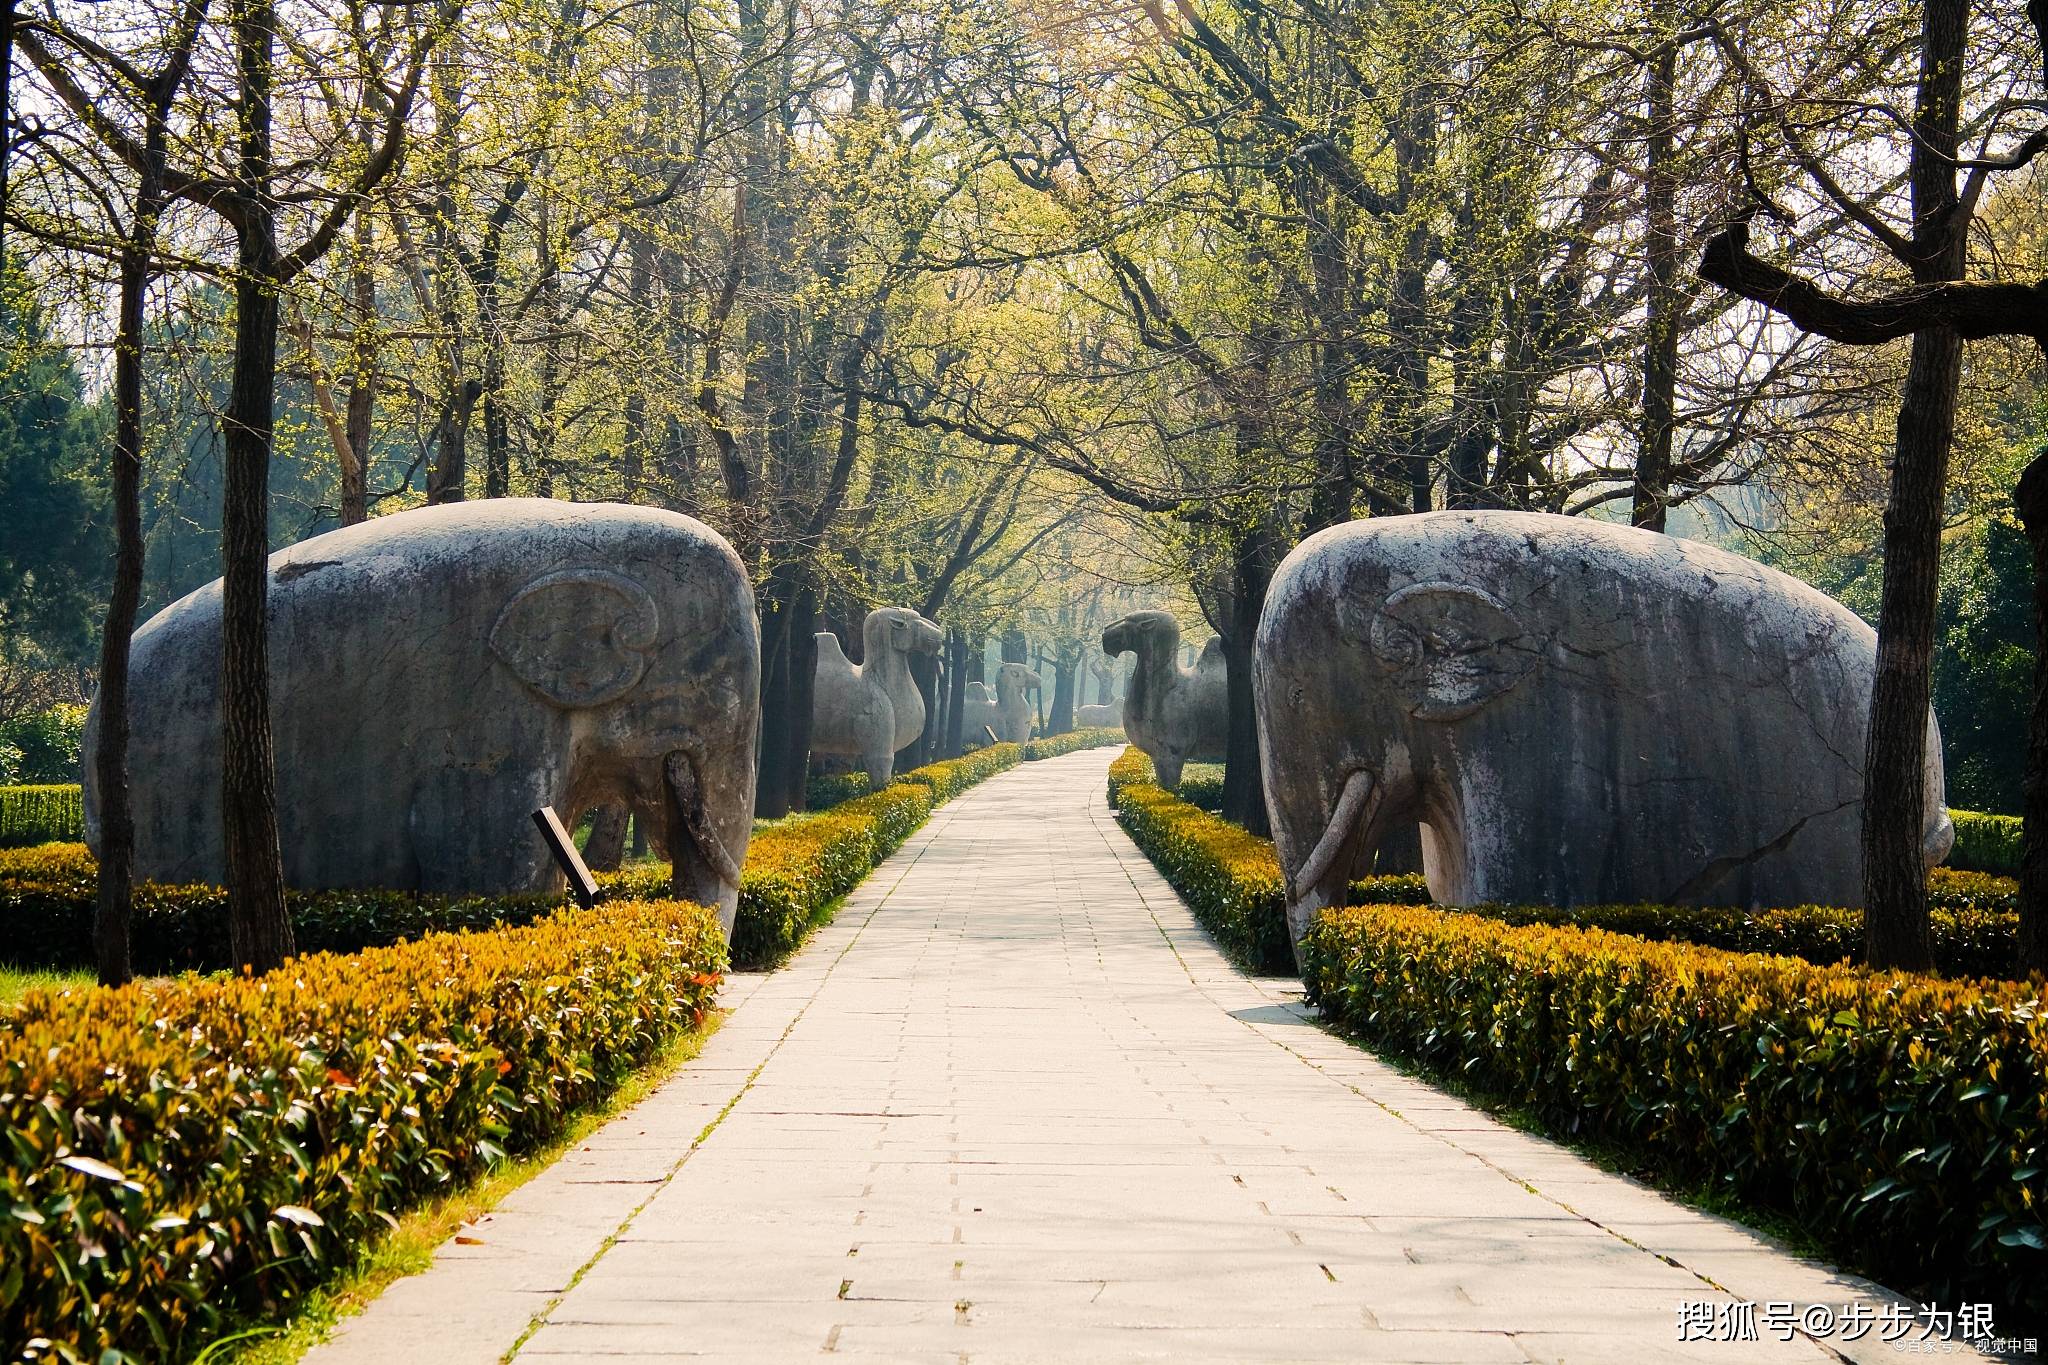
left=308, top=748, right=1944, bottom=1365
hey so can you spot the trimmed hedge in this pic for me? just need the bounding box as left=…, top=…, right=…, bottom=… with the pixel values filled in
left=1110, top=768, right=1429, bottom=973
left=0, top=844, right=566, bottom=976
left=1, top=785, right=83, bottom=847
left=1022, top=727, right=1124, bottom=760
left=1112, top=778, right=1294, bottom=973
left=1302, top=905, right=2048, bottom=1318
left=1, top=896, right=727, bottom=1361
left=804, top=771, right=872, bottom=811
left=0, top=745, right=1031, bottom=977
left=1951, top=809, right=2022, bottom=876
left=897, top=742, right=1021, bottom=803
left=1448, top=896, right=2017, bottom=980
left=1107, top=748, right=2027, bottom=981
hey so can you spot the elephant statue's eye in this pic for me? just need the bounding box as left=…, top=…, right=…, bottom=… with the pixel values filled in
left=1289, top=682, right=1306, bottom=710
left=1370, top=617, right=1423, bottom=671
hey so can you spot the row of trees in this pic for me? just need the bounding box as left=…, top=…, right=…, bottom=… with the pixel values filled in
left=5, top=0, right=2045, bottom=976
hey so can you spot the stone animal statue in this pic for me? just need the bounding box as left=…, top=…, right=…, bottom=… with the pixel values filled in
left=960, top=681, right=998, bottom=743
left=1076, top=701, right=1122, bottom=728
left=1254, top=511, right=1953, bottom=965
left=1101, top=610, right=1227, bottom=787
left=810, top=607, right=943, bottom=788
left=83, top=500, right=761, bottom=934
left=958, top=666, right=1041, bottom=743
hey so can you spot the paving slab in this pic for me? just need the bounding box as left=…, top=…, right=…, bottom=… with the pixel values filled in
left=306, top=748, right=1974, bottom=1364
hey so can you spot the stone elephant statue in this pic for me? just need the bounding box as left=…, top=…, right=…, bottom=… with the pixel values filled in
left=1076, top=701, right=1122, bottom=728
left=1101, top=610, right=1225, bottom=787
left=1254, top=511, right=1953, bottom=966
left=810, top=607, right=943, bottom=788
left=84, top=500, right=761, bottom=935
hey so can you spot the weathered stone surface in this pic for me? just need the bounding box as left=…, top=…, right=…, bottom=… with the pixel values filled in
left=962, top=663, right=1041, bottom=744
left=1101, top=610, right=1226, bottom=787
left=84, top=500, right=760, bottom=931
left=1255, top=511, right=1952, bottom=957
left=1076, top=701, right=1123, bottom=728
left=810, top=608, right=943, bottom=787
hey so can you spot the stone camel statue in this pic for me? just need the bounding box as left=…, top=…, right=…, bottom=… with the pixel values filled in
left=1101, top=610, right=1226, bottom=787
left=810, top=607, right=944, bottom=788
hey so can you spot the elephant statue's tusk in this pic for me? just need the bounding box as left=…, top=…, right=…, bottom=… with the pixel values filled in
left=1290, top=769, right=1378, bottom=902
left=663, top=751, right=743, bottom=888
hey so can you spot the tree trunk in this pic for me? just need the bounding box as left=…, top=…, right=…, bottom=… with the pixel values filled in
left=429, top=377, right=480, bottom=503
left=621, top=230, right=654, bottom=502
left=1219, top=531, right=1273, bottom=836
left=2015, top=451, right=2048, bottom=976
left=1863, top=325, right=1959, bottom=972
left=222, top=0, right=293, bottom=975
left=340, top=219, right=373, bottom=525
left=1049, top=654, right=1075, bottom=735
left=944, top=628, right=968, bottom=759
left=583, top=805, right=629, bottom=871
left=94, top=126, right=170, bottom=986
left=1631, top=13, right=1681, bottom=533
left=754, top=571, right=818, bottom=816
left=1861, top=0, right=1968, bottom=973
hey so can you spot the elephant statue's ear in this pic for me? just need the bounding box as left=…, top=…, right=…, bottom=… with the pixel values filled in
left=490, top=569, right=661, bottom=709
left=1356, top=582, right=1535, bottom=723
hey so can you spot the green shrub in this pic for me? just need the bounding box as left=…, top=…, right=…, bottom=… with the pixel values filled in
left=1111, top=770, right=1293, bottom=973
left=0, top=784, right=83, bottom=847
left=1446, top=897, right=2017, bottom=980
left=1951, top=809, right=2023, bottom=876
left=1302, top=902, right=2048, bottom=1319
left=1105, top=749, right=2027, bottom=982
left=0, top=896, right=726, bottom=1362
left=898, top=742, right=1022, bottom=803
left=0, top=704, right=87, bottom=784
left=1022, top=727, right=1125, bottom=760
left=804, top=770, right=871, bottom=810
left=1176, top=766, right=1224, bottom=811
left=0, top=843, right=564, bottom=975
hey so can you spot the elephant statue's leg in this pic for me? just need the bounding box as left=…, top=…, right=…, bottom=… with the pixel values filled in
left=1282, top=770, right=1379, bottom=972
left=664, top=751, right=743, bottom=934
left=1154, top=753, right=1184, bottom=789
left=862, top=750, right=893, bottom=791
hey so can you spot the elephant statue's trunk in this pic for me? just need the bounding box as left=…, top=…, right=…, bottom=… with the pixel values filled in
left=664, top=750, right=743, bottom=927
left=1283, top=768, right=1382, bottom=960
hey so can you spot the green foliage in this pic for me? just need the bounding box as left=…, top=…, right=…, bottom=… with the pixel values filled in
left=0, top=704, right=87, bottom=784
left=0, top=270, right=108, bottom=670
left=1950, top=809, right=2023, bottom=876
left=1301, top=903, right=2048, bottom=1318
left=1021, top=727, right=1124, bottom=760
left=561, top=746, right=1021, bottom=967
left=1933, top=521, right=2033, bottom=815
left=0, top=746, right=1026, bottom=977
left=0, top=896, right=726, bottom=1362
left=1107, top=751, right=1293, bottom=973
left=0, top=785, right=83, bottom=847
left=1445, top=893, right=2017, bottom=981
left=0, top=843, right=566, bottom=972
left=804, top=771, right=872, bottom=810
left=896, top=743, right=1022, bottom=803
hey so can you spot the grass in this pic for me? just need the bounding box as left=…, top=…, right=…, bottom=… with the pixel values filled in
left=0, top=963, right=93, bottom=1006
left=214, top=1010, right=727, bottom=1365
